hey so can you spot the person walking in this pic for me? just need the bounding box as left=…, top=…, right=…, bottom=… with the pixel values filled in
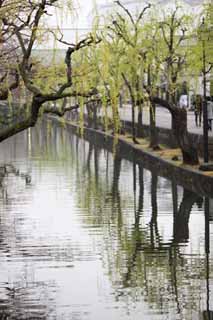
left=207, top=96, right=213, bottom=131
left=179, top=94, right=188, bottom=108
left=194, top=94, right=202, bottom=127
left=178, top=81, right=188, bottom=109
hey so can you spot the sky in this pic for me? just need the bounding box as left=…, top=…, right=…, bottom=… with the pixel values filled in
left=41, top=0, right=107, bottom=49
left=75, top=0, right=107, bottom=26
left=48, top=0, right=204, bottom=29
left=47, top=0, right=107, bottom=29
left=42, top=0, right=204, bottom=49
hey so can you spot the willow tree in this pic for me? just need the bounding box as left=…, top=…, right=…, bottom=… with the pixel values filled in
left=0, top=0, right=27, bottom=100
left=138, top=20, right=162, bottom=149
left=0, top=0, right=100, bottom=142
left=74, top=45, right=102, bottom=129
left=188, top=1, right=213, bottom=94
left=140, top=4, right=200, bottom=165
left=79, top=19, right=126, bottom=136
left=0, top=45, right=19, bottom=101
left=155, top=5, right=192, bottom=105
left=97, top=31, right=124, bottom=135
left=107, top=1, right=151, bottom=142
left=103, top=2, right=200, bottom=163
left=202, top=1, right=213, bottom=71
left=207, top=2, right=213, bottom=94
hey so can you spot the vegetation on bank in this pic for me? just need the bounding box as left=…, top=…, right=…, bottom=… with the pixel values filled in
left=0, top=0, right=212, bottom=165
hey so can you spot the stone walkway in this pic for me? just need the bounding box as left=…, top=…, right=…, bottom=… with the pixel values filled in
left=117, top=105, right=213, bottom=137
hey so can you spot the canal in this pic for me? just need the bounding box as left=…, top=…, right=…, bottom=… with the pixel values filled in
left=0, top=119, right=212, bottom=320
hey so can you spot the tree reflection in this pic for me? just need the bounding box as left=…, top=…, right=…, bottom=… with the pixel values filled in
left=68, top=135, right=212, bottom=318
left=149, top=170, right=161, bottom=248
left=0, top=164, right=31, bottom=198
left=135, top=163, right=144, bottom=226
left=203, top=197, right=213, bottom=320
left=94, top=144, right=100, bottom=186
left=122, top=162, right=144, bottom=288
left=173, top=188, right=203, bottom=243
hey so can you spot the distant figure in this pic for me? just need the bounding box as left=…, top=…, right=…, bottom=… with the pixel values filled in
left=179, top=94, right=188, bottom=108
left=195, top=197, right=203, bottom=209
left=207, top=97, right=213, bottom=131
left=181, top=81, right=188, bottom=95
left=194, top=94, right=202, bottom=127
left=178, top=81, right=188, bottom=108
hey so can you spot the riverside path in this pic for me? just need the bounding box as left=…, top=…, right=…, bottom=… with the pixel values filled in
left=116, top=104, right=213, bottom=137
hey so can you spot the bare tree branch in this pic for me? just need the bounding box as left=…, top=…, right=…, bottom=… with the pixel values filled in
left=136, top=3, right=151, bottom=25
left=115, top=0, right=134, bottom=25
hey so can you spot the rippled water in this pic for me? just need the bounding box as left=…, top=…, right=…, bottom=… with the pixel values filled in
left=0, top=119, right=212, bottom=320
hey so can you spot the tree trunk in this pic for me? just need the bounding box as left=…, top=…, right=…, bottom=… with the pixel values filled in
left=173, top=189, right=200, bottom=243
left=149, top=102, right=159, bottom=150
left=0, top=95, right=42, bottom=142
left=151, top=96, right=199, bottom=165
left=86, top=103, right=93, bottom=127
left=122, top=73, right=137, bottom=143
left=172, top=108, right=199, bottom=165
left=93, top=103, right=98, bottom=129
left=131, top=102, right=137, bottom=143
left=147, top=66, right=159, bottom=149
left=137, top=103, right=143, bottom=138
left=119, top=93, right=123, bottom=108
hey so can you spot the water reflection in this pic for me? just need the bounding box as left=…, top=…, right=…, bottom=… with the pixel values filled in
left=173, top=189, right=203, bottom=243
left=0, top=119, right=212, bottom=320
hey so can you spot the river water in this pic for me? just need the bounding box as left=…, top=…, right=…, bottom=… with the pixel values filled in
left=0, top=119, right=212, bottom=320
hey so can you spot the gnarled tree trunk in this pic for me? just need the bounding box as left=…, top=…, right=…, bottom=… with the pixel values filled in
left=151, top=96, right=199, bottom=165
left=172, top=107, right=199, bottom=165
left=0, top=95, right=42, bottom=142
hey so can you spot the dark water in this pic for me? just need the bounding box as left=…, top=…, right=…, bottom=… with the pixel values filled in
left=0, top=120, right=212, bottom=320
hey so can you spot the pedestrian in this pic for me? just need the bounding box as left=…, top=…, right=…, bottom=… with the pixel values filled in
left=194, top=94, right=202, bottom=127
left=179, top=94, right=188, bottom=108
left=207, top=96, right=213, bottom=131
left=178, top=81, right=188, bottom=109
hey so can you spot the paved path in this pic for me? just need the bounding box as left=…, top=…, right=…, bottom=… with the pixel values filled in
left=116, top=104, right=213, bottom=137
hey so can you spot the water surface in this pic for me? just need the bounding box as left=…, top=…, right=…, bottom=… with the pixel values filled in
left=0, top=120, right=212, bottom=320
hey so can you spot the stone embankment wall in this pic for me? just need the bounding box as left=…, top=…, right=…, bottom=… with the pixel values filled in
left=50, top=116, right=213, bottom=198
left=120, top=119, right=213, bottom=160
left=66, top=112, right=213, bottom=160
